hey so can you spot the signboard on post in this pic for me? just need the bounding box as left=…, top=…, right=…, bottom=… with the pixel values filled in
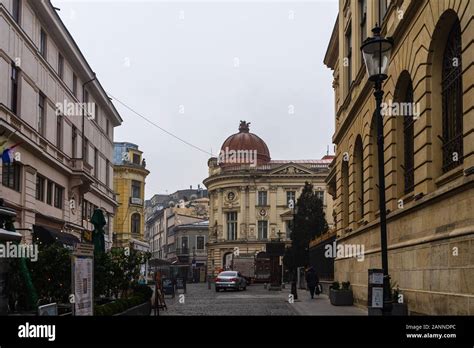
left=368, top=269, right=384, bottom=309
left=72, top=243, right=94, bottom=316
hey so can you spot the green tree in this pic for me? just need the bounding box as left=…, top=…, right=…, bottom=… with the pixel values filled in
left=284, top=182, right=328, bottom=294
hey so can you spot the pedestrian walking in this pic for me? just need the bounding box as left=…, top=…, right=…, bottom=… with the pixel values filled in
left=305, top=266, right=319, bottom=299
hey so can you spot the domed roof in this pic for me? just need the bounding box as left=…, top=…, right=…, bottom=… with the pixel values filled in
left=219, top=121, right=271, bottom=167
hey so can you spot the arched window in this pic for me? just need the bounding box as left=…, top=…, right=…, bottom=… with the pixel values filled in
left=341, top=160, right=349, bottom=228
left=370, top=115, right=379, bottom=210
left=131, top=213, right=141, bottom=235
left=403, top=79, right=415, bottom=193
left=354, top=136, right=364, bottom=221
left=394, top=71, right=415, bottom=195
left=441, top=20, right=463, bottom=172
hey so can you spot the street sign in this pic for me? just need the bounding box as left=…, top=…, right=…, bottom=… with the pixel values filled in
left=368, top=269, right=384, bottom=309
left=74, top=243, right=94, bottom=257
left=72, top=255, right=93, bottom=315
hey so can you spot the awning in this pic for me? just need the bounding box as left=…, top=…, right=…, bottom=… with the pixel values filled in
left=33, top=225, right=80, bottom=246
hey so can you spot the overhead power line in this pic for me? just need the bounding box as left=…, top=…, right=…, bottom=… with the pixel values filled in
left=107, top=93, right=214, bottom=157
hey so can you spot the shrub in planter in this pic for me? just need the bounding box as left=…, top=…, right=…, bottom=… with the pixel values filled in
left=329, top=281, right=354, bottom=306
left=391, top=284, right=408, bottom=316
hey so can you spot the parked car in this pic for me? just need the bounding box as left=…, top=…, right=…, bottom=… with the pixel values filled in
left=215, top=271, right=247, bottom=292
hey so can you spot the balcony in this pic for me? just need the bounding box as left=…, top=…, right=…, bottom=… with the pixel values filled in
left=176, top=247, right=190, bottom=256
left=129, top=197, right=143, bottom=206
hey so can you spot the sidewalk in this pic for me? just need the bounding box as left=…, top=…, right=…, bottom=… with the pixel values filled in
left=282, top=287, right=367, bottom=316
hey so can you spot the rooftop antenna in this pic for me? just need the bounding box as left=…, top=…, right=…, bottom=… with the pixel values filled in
left=327, top=145, right=329, bottom=156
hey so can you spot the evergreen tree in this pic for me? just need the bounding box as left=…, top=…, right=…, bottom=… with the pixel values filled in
left=283, top=182, right=328, bottom=291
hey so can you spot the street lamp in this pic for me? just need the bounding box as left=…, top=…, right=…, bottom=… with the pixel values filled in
left=361, top=26, right=394, bottom=315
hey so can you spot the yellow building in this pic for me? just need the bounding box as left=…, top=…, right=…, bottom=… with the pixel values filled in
left=113, top=142, right=150, bottom=249
left=324, top=0, right=473, bottom=314
left=204, top=121, right=334, bottom=277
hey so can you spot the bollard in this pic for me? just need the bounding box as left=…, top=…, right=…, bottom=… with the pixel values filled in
left=208, top=275, right=211, bottom=290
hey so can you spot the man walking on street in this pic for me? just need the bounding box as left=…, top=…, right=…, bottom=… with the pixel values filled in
left=305, top=266, right=319, bottom=299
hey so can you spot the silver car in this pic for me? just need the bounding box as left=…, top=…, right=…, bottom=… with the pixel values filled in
left=215, top=271, right=247, bottom=292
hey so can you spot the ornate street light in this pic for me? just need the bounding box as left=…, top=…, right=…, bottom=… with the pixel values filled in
left=361, top=25, right=394, bottom=315
left=361, top=27, right=393, bottom=81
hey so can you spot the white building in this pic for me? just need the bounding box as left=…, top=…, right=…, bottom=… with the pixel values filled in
left=0, top=0, right=122, bottom=245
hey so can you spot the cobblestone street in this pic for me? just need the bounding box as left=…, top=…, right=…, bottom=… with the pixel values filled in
left=154, top=282, right=367, bottom=316
left=156, top=283, right=295, bottom=316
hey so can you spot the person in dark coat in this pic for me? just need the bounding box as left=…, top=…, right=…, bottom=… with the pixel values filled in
left=305, top=266, right=319, bottom=299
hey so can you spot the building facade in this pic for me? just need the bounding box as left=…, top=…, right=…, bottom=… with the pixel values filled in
left=113, top=142, right=149, bottom=249
left=146, top=193, right=209, bottom=265
left=0, top=0, right=122, bottom=246
left=324, top=0, right=473, bottom=314
left=172, top=220, right=209, bottom=281
left=204, top=121, right=334, bottom=276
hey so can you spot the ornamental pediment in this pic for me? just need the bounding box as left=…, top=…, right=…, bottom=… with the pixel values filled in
left=270, top=164, right=313, bottom=175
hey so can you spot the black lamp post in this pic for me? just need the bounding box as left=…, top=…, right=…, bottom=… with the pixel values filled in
left=361, top=26, right=394, bottom=315
left=290, top=202, right=298, bottom=300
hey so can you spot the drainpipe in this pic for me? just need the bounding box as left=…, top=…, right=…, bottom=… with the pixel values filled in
left=80, top=74, right=96, bottom=228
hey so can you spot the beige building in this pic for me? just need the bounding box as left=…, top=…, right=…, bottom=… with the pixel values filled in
left=0, top=0, right=122, bottom=245
left=324, top=0, right=473, bottom=314
left=204, top=121, right=334, bottom=276
left=113, top=142, right=149, bottom=250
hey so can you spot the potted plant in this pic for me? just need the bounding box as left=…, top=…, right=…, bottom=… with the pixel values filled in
left=391, top=283, right=408, bottom=316
left=329, top=281, right=354, bottom=306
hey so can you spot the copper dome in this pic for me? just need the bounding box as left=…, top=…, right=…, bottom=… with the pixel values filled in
left=219, top=121, right=271, bottom=167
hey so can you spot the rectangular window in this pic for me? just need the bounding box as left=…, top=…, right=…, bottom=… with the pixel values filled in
left=12, top=0, right=20, bottom=24
left=36, top=175, right=45, bottom=201
left=197, top=236, right=205, bottom=250
left=82, top=199, right=88, bottom=220
left=316, top=190, right=325, bottom=204
left=2, top=162, right=21, bottom=192
left=11, top=63, right=19, bottom=115
left=46, top=180, right=53, bottom=205
left=359, top=0, right=367, bottom=66
left=286, top=191, right=296, bottom=207
left=72, top=74, right=77, bottom=97
left=380, top=0, right=390, bottom=20
left=258, top=220, right=268, bottom=240
left=54, top=184, right=63, bottom=209
left=181, top=236, right=188, bottom=252
left=83, top=138, right=89, bottom=162
left=72, top=126, right=77, bottom=158
left=38, top=93, right=46, bottom=136
left=58, top=53, right=64, bottom=79
left=286, top=221, right=293, bottom=239
left=94, top=147, right=99, bottom=177
left=39, top=28, right=47, bottom=58
left=106, top=159, right=110, bottom=187
left=226, top=212, right=237, bottom=240
left=257, top=191, right=267, bottom=206
left=106, top=119, right=110, bottom=138
left=56, top=115, right=62, bottom=149
left=345, top=25, right=352, bottom=93
left=132, top=153, right=140, bottom=165
left=131, top=180, right=141, bottom=199
left=94, top=104, right=99, bottom=125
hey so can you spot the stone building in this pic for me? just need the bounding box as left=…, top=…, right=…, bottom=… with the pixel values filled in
left=113, top=142, right=149, bottom=249
left=0, top=0, right=122, bottom=245
left=204, top=121, right=334, bottom=276
left=324, top=0, right=473, bottom=314
left=145, top=192, right=209, bottom=264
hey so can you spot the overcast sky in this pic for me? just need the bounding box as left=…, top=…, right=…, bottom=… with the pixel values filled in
left=53, top=0, right=338, bottom=199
